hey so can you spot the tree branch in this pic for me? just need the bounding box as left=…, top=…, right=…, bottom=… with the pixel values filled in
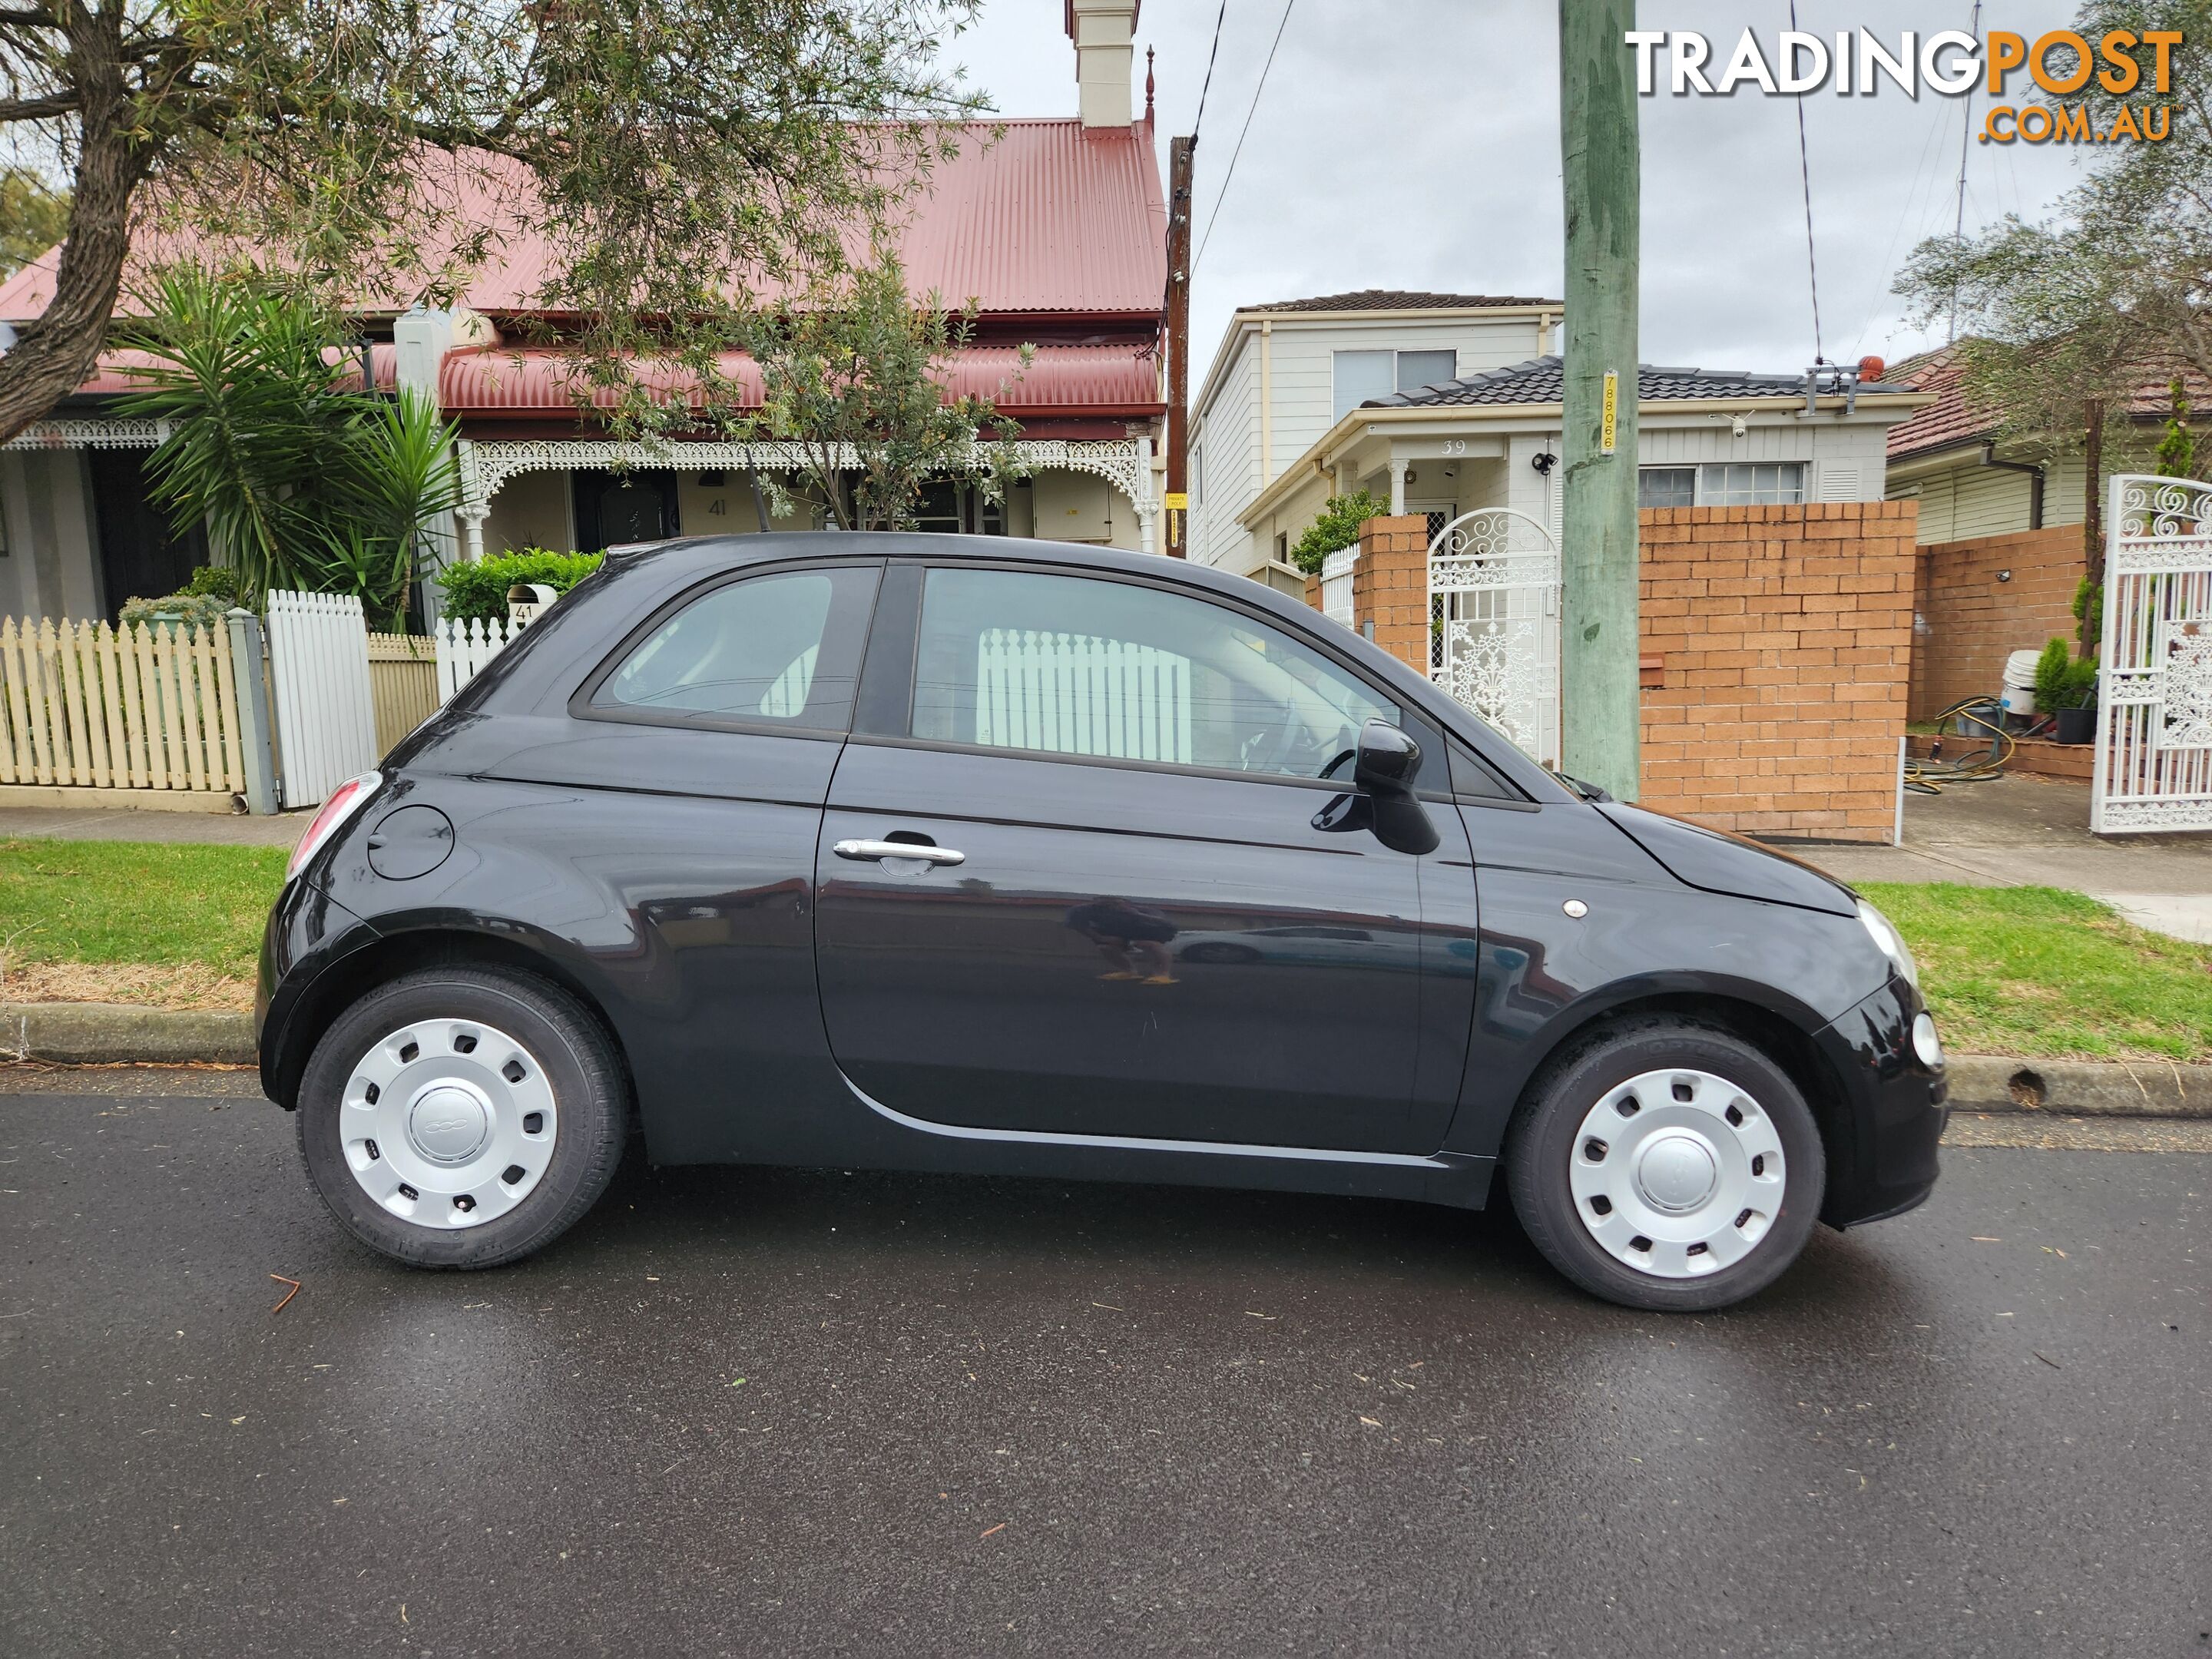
left=0, top=91, right=78, bottom=121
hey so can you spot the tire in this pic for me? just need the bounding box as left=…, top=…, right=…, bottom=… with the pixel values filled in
left=296, top=966, right=630, bottom=1269
left=1503, top=1017, right=1825, bottom=1313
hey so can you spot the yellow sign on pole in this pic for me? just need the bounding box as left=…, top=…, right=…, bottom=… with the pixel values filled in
left=1162, top=492, right=1188, bottom=511
left=1600, top=370, right=1618, bottom=455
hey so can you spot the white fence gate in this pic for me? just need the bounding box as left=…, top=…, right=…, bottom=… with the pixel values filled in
left=2094, top=475, right=2212, bottom=834
left=435, top=614, right=532, bottom=702
left=266, top=590, right=378, bottom=809
left=1428, top=508, right=1562, bottom=767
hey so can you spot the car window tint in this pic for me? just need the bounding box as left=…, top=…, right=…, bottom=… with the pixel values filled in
left=912, top=567, right=1397, bottom=780
left=594, top=568, right=866, bottom=729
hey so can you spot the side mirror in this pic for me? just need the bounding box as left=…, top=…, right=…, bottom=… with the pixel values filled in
left=1324, top=720, right=1439, bottom=856
left=1353, top=720, right=1421, bottom=798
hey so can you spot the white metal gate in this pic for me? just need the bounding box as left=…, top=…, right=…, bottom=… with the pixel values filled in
left=2093, top=475, right=2212, bottom=834
left=267, top=590, right=379, bottom=808
left=1428, top=508, right=1562, bottom=767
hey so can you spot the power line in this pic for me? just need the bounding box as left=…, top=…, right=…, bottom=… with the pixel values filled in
left=1193, top=0, right=1296, bottom=276
left=1948, top=0, right=1983, bottom=341
left=1789, top=0, right=1823, bottom=360
left=1192, top=0, right=1228, bottom=140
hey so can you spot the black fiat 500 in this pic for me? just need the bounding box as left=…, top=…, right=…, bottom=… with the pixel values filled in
left=260, top=534, right=1947, bottom=1312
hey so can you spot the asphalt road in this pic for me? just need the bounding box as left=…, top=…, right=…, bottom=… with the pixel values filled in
left=2, top=1072, right=2207, bottom=1659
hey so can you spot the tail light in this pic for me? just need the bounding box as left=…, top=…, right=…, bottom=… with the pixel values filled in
left=286, top=772, right=382, bottom=883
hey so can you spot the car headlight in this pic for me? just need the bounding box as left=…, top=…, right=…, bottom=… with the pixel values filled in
left=1856, top=898, right=1919, bottom=990
left=1912, top=1012, right=1945, bottom=1069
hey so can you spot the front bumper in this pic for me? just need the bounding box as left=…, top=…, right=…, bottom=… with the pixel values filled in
left=1813, top=975, right=1949, bottom=1229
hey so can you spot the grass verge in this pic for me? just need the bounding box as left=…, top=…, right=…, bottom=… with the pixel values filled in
left=1861, top=882, right=2212, bottom=1064
left=0, top=838, right=286, bottom=1012
left=0, top=843, right=2204, bottom=1061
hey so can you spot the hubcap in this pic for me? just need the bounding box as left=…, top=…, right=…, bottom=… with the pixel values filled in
left=339, top=1018, right=557, bottom=1230
left=1568, top=1068, right=1786, bottom=1279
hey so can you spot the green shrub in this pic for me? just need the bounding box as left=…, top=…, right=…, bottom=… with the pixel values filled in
left=180, top=565, right=243, bottom=605
left=1288, top=490, right=1391, bottom=575
left=2032, top=635, right=2099, bottom=711
left=435, top=548, right=604, bottom=623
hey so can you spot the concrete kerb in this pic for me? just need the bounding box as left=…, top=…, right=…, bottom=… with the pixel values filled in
left=3, top=1002, right=2209, bottom=1117
left=3, top=1003, right=255, bottom=1066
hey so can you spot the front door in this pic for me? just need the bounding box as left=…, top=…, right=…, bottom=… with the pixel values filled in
left=814, top=561, right=1462, bottom=1154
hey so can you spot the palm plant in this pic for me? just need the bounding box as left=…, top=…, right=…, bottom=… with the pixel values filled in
left=115, top=267, right=461, bottom=628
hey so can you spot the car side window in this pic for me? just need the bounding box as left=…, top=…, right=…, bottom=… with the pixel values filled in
left=591, top=565, right=875, bottom=732
left=911, top=567, right=1397, bottom=780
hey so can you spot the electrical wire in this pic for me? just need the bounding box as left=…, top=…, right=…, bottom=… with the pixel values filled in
left=1904, top=697, right=2017, bottom=794
left=1192, top=0, right=1229, bottom=140
left=1788, top=0, right=1823, bottom=361
left=1192, top=0, right=1296, bottom=276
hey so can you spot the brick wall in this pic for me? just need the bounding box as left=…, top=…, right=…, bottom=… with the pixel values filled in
left=1908, top=524, right=2083, bottom=720
left=1638, top=502, right=1916, bottom=841
left=1349, top=515, right=1431, bottom=671
left=1323, top=502, right=1919, bottom=843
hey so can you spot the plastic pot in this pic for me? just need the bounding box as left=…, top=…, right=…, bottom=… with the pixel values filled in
left=2054, top=705, right=2097, bottom=745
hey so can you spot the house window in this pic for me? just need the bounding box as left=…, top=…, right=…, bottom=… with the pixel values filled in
left=1637, top=467, right=1696, bottom=509
left=1396, top=350, right=1456, bottom=394
left=1700, top=462, right=1805, bottom=505
left=1333, top=349, right=1462, bottom=419
left=1333, top=352, right=1395, bottom=419
left=1638, top=462, right=1806, bottom=508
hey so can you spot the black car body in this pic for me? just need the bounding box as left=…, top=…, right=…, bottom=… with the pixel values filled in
left=260, top=534, right=1947, bottom=1306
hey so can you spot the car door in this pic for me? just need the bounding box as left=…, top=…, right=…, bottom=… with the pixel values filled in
left=475, top=557, right=879, bottom=1161
left=813, top=559, right=1471, bottom=1155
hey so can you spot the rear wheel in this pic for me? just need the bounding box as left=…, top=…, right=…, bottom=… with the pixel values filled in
left=296, top=967, right=628, bottom=1269
left=1504, top=1018, right=1824, bottom=1312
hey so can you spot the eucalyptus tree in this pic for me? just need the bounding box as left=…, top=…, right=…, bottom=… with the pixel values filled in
left=1895, top=0, right=2210, bottom=456
left=744, top=251, right=1027, bottom=531
left=0, top=0, right=986, bottom=442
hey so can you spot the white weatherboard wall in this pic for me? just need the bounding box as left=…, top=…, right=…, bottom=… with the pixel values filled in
left=267, top=591, right=379, bottom=808
left=1189, top=310, right=1549, bottom=574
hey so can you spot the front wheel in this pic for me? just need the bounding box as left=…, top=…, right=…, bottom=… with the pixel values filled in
left=296, top=966, right=630, bottom=1269
left=1504, top=1018, right=1825, bottom=1312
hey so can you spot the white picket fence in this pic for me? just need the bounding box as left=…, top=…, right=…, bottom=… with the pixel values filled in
left=435, top=613, right=531, bottom=701
left=1319, top=546, right=1359, bottom=627
left=975, top=628, right=1191, bottom=763
left=267, top=590, right=379, bottom=809
left=0, top=615, right=247, bottom=796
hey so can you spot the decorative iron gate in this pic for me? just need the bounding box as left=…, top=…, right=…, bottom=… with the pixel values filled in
left=2094, top=475, right=2212, bottom=833
left=1428, top=508, right=1562, bottom=767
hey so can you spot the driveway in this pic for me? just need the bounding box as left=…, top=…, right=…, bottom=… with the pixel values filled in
left=2, top=1068, right=2207, bottom=1657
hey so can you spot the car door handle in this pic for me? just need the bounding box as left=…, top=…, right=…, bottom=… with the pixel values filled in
left=833, top=839, right=966, bottom=866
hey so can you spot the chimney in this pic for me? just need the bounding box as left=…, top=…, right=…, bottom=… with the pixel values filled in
left=1067, top=0, right=1140, bottom=128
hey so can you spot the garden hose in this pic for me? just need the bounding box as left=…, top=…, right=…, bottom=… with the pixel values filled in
left=1903, top=697, right=2015, bottom=795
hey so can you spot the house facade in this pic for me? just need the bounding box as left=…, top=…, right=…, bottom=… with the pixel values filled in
left=1232, top=355, right=1922, bottom=577
left=0, top=0, right=1167, bottom=621
left=1186, top=290, right=1561, bottom=586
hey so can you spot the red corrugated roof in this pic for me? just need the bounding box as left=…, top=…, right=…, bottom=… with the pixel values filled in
left=0, top=121, right=1165, bottom=324
left=437, top=342, right=1160, bottom=418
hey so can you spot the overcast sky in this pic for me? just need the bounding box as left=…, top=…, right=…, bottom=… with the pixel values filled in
left=952, top=0, right=2092, bottom=377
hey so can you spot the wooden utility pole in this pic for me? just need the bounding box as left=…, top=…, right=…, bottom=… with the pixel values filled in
left=1163, top=134, right=1194, bottom=557
left=2081, top=398, right=2104, bottom=651
left=1558, top=0, right=1641, bottom=799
